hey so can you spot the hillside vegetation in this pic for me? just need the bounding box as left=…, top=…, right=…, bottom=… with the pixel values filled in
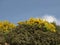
left=0, top=18, right=60, bottom=45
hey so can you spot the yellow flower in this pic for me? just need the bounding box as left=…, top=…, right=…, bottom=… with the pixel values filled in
left=0, top=20, right=16, bottom=32
left=0, top=23, right=3, bottom=27
left=9, top=23, right=16, bottom=28
left=51, top=29, right=56, bottom=32
left=17, top=17, right=56, bottom=32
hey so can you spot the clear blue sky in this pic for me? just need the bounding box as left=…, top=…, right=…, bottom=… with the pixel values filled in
left=0, top=0, right=60, bottom=23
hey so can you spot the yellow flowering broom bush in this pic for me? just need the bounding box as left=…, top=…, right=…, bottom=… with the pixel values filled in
left=18, top=18, right=56, bottom=32
left=0, top=18, right=59, bottom=45
left=0, top=18, right=56, bottom=33
left=0, top=20, right=16, bottom=32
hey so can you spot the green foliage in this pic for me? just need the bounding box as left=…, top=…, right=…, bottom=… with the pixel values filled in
left=0, top=31, right=6, bottom=45
left=6, top=29, right=60, bottom=45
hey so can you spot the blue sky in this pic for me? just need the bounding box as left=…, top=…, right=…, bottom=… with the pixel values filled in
left=0, top=0, right=60, bottom=24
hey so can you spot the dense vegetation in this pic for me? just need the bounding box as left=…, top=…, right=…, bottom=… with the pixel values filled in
left=0, top=18, right=60, bottom=45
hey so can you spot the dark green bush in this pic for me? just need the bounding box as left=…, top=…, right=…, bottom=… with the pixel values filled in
left=0, top=18, right=60, bottom=45
left=0, top=31, right=6, bottom=45
left=5, top=25, right=60, bottom=45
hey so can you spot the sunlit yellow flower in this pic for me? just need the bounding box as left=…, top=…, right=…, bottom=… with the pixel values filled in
left=0, top=20, right=16, bottom=32
left=9, top=23, right=16, bottom=28
left=0, top=23, right=3, bottom=27
left=17, top=17, right=56, bottom=32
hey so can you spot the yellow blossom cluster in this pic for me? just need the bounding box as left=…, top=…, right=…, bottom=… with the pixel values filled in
left=0, top=20, right=16, bottom=32
left=0, top=18, right=56, bottom=33
left=18, top=18, right=56, bottom=32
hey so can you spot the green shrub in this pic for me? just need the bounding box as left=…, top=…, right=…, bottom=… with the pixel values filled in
left=0, top=18, right=60, bottom=45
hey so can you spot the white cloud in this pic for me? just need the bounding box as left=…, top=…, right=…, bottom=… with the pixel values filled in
left=56, top=20, right=60, bottom=25
left=42, top=15, right=60, bottom=25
